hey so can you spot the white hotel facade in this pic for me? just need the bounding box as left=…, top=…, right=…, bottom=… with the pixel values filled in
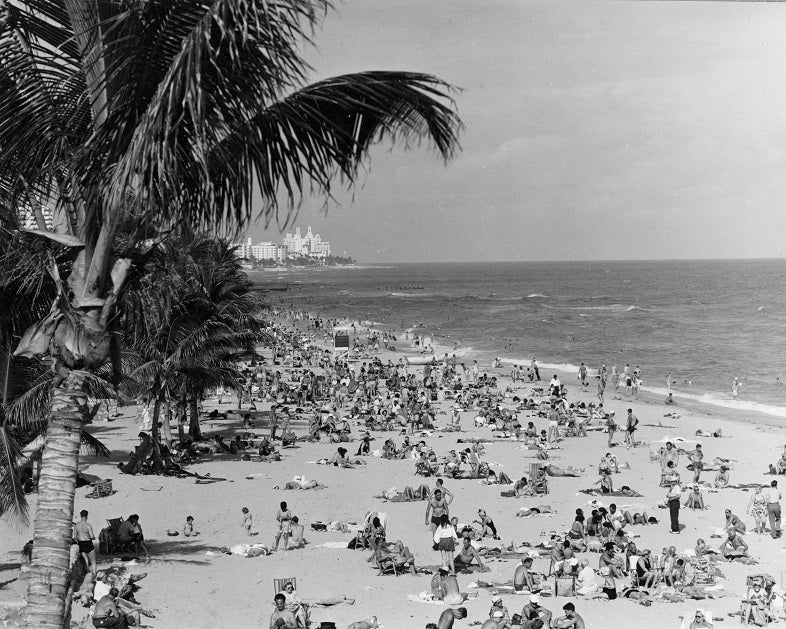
left=233, top=226, right=331, bottom=262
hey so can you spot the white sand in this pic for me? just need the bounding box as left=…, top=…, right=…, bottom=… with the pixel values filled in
left=1, top=337, right=785, bottom=629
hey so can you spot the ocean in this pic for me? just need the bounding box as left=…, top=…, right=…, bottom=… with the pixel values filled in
left=252, top=259, right=786, bottom=419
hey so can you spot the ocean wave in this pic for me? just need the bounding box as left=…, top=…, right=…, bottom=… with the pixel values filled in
left=642, top=385, right=786, bottom=419
left=527, top=293, right=549, bottom=298
left=546, top=303, right=641, bottom=312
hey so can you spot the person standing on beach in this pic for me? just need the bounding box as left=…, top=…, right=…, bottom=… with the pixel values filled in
left=624, top=409, right=638, bottom=449
left=426, top=489, right=453, bottom=533
left=611, top=365, right=619, bottom=393
left=596, top=376, right=605, bottom=405
left=667, top=372, right=673, bottom=391
left=731, top=377, right=740, bottom=400
left=765, top=480, right=782, bottom=539
left=689, top=445, right=704, bottom=483
left=578, top=363, right=587, bottom=387
left=667, top=481, right=682, bottom=534
left=531, top=358, right=540, bottom=381
left=547, top=405, right=560, bottom=444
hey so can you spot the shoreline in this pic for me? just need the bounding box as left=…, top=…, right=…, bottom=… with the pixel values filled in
left=310, top=309, right=786, bottom=428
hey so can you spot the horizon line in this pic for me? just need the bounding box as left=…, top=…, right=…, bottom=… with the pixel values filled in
left=356, top=256, right=786, bottom=265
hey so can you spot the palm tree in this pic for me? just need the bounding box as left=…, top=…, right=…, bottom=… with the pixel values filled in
left=0, top=2, right=460, bottom=626
left=124, top=234, right=268, bottom=464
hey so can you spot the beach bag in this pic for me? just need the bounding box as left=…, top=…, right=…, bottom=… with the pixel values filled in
left=319, top=623, right=336, bottom=629
left=500, top=490, right=515, bottom=498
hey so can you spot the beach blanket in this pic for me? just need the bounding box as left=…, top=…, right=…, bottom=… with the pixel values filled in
left=579, top=489, right=643, bottom=497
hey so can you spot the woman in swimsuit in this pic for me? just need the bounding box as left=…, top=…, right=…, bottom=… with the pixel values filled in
left=568, top=511, right=587, bottom=551
left=748, top=485, right=768, bottom=534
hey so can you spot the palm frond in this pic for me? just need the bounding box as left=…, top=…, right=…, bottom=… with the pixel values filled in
left=0, top=425, right=28, bottom=526
left=80, top=429, right=109, bottom=457
left=197, top=70, right=461, bottom=227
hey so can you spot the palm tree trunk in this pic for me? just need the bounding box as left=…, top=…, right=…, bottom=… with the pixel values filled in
left=150, top=394, right=162, bottom=472
left=162, top=395, right=173, bottom=447
left=188, top=396, right=201, bottom=441
left=24, top=371, right=86, bottom=629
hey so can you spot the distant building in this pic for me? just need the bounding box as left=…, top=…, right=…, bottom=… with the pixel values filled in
left=283, top=226, right=330, bottom=258
left=234, top=225, right=332, bottom=263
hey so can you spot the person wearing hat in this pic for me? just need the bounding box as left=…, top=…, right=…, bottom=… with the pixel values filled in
left=520, top=594, right=551, bottom=629
left=480, top=610, right=509, bottom=629
left=487, top=594, right=510, bottom=623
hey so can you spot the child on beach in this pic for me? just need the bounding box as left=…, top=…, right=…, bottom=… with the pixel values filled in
left=183, top=515, right=198, bottom=537
left=241, top=507, right=253, bottom=536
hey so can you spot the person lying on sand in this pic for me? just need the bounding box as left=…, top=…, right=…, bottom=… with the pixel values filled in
left=282, top=476, right=326, bottom=490
left=545, top=464, right=582, bottom=477
left=346, top=617, right=379, bottom=629
left=515, top=505, right=554, bottom=517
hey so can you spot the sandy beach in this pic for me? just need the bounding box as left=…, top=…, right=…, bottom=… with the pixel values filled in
left=2, top=313, right=785, bottom=629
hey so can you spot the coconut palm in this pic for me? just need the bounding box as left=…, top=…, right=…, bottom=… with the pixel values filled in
left=124, top=234, right=268, bottom=464
left=0, top=2, right=460, bottom=626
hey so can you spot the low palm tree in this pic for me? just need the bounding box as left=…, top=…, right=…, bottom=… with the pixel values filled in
left=124, top=235, right=268, bottom=464
left=0, top=3, right=461, bottom=627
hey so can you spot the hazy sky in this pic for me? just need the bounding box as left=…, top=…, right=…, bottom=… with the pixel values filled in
left=248, top=0, right=786, bottom=263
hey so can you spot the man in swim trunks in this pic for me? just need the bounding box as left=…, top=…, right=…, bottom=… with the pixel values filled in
left=73, top=509, right=97, bottom=575
left=426, top=489, right=453, bottom=532
left=514, top=557, right=543, bottom=593
left=92, top=588, right=131, bottom=628
left=432, top=567, right=467, bottom=604
left=270, top=593, right=298, bottom=628
left=453, top=536, right=487, bottom=572
left=690, top=444, right=704, bottom=483
left=437, top=607, right=467, bottom=629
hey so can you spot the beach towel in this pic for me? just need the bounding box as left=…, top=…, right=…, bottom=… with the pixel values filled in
left=579, top=489, right=643, bottom=497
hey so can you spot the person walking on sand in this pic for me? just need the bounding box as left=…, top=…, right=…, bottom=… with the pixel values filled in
left=531, top=357, right=540, bottom=381
left=73, top=509, right=97, bottom=575
left=433, top=514, right=459, bottom=574
left=765, top=479, right=782, bottom=539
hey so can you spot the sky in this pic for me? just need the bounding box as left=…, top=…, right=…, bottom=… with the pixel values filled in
left=247, top=0, right=786, bottom=263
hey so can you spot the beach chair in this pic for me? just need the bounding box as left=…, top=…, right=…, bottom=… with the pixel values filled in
left=99, top=517, right=132, bottom=556
left=377, top=554, right=413, bottom=576
left=273, top=578, right=310, bottom=627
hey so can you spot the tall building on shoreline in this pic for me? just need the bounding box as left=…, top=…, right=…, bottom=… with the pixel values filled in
left=233, top=226, right=331, bottom=261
